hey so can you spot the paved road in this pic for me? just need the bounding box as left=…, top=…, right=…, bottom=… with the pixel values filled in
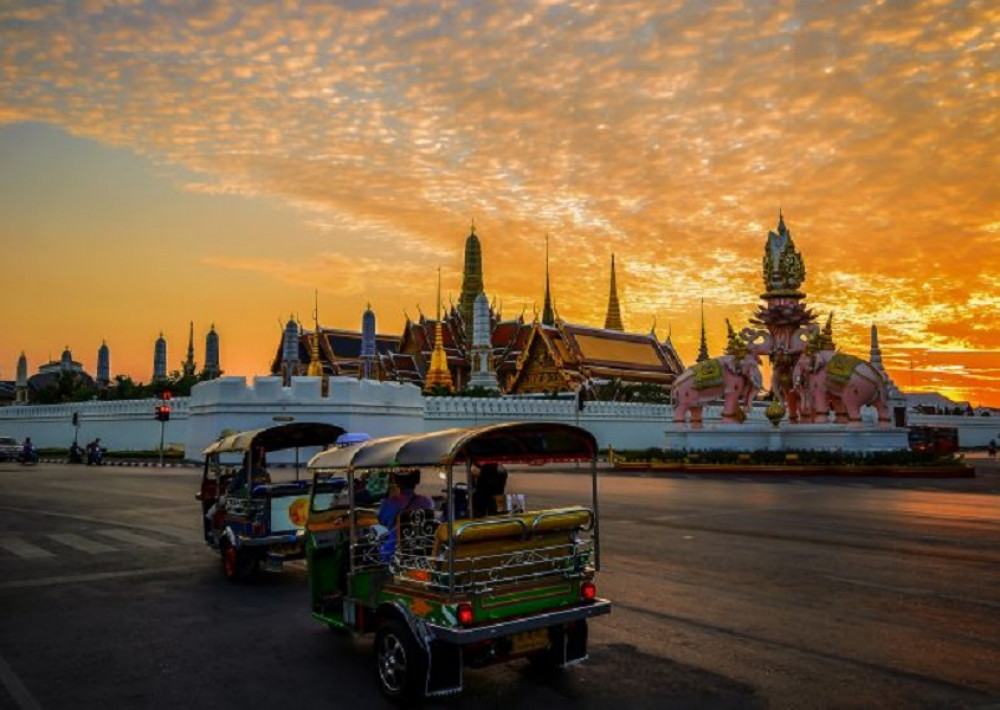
left=1, top=461, right=998, bottom=709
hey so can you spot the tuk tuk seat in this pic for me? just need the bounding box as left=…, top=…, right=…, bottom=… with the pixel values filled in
left=424, top=507, right=594, bottom=588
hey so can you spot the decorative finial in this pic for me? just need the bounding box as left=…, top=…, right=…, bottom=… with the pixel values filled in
left=470, top=218, right=476, bottom=235
left=696, top=299, right=709, bottom=362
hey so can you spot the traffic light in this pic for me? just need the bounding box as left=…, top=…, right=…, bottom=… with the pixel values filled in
left=162, top=391, right=172, bottom=401
left=155, top=405, right=171, bottom=422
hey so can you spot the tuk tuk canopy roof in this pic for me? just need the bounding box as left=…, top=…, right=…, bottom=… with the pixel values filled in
left=202, top=422, right=346, bottom=456
left=307, top=422, right=597, bottom=470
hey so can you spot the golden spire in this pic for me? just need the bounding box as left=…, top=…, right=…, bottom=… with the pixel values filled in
left=604, top=253, right=624, bottom=331
left=307, top=289, right=324, bottom=377
left=424, top=267, right=454, bottom=393
left=541, top=234, right=555, bottom=326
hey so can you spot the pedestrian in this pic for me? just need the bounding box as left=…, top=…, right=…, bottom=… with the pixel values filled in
left=988, top=439, right=996, bottom=461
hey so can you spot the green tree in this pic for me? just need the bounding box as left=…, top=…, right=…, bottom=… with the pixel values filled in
left=34, top=370, right=95, bottom=404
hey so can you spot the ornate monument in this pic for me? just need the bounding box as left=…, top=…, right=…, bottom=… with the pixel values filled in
left=671, top=211, right=894, bottom=434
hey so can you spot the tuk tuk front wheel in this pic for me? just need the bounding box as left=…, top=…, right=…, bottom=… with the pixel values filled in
left=374, top=618, right=426, bottom=703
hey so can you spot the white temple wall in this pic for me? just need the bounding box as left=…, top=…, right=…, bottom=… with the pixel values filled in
left=907, top=413, right=1000, bottom=447
left=0, top=398, right=190, bottom=451
left=3, top=379, right=997, bottom=457
left=423, top=397, right=672, bottom=451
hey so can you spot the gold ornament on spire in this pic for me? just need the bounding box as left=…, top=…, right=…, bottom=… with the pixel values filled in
left=604, top=253, right=624, bottom=331
left=723, top=319, right=749, bottom=359
left=424, top=267, right=454, bottom=393
left=308, top=289, right=324, bottom=378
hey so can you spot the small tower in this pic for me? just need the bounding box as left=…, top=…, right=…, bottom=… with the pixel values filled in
left=182, top=321, right=197, bottom=377
left=458, top=221, right=485, bottom=341
left=467, top=292, right=500, bottom=392
left=280, top=316, right=300, bottom=386
left=696, top=299, right=710, bottom=362
left=361, top=303, right=377, bottom=380
left=60, top=346, right=73, bottom=371
left=604, top=253, right=624, bottom=331
left=15, top=352, right=28, bottom=403
left=541, top=234, right=555, bottom=326
left=153, top=333, right=167, bottom=381
left=204, top=324, right=221, bottom=379
left=97, top=341, right=110, bottom=387
left=307, top=291, right=325, bottom=379
left=423, top=268, right=454, bottom=393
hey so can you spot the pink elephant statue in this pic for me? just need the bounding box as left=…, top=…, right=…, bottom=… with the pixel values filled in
left=671, top=353, right=763, bottom=427
left=793, top=350, right=890, bottom=425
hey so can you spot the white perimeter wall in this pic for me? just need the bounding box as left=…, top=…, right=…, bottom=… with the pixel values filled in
left=2, top=376, right=997, bottom=457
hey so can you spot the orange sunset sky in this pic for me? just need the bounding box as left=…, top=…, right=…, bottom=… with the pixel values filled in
left=1, top=1, right=998, bottom=405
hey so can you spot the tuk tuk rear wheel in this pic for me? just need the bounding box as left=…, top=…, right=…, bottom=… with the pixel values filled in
left=374, top=618, right=426, bottom=702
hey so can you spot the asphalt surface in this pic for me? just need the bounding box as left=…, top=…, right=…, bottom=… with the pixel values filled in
left=1, top=459, right=998, bottom=709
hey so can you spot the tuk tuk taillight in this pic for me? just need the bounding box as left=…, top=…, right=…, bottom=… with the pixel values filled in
left=457, top=603, right=474, bottom=625
left=581, top=580, right=596, bottom=601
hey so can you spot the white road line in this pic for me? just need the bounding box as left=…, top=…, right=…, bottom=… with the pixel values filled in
left=0, top=537, right=55, bottom=560
left=0, top=651, right=42, bottom=710
left=48, top=533, right=116, bottom=554
left=0, top=565, right=195, bottom=590
left=94, top=529, right=172, bottom=548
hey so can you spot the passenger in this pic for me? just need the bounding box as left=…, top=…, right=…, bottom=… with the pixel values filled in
left=376, top=469, right=433, bottom=561
left=471, top=463, right=508, bottom=518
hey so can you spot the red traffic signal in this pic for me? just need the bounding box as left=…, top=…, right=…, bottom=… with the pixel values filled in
left=162, top=391, right=172, bottom=401
left=154, top=405, right=171, bottom=422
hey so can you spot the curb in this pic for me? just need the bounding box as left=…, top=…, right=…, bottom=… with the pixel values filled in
left=39, top=458, right=197, bottom=468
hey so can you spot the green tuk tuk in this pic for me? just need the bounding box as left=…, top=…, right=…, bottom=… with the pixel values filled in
left=197, top=422, right=345, bottom=581
left=305, top=421, right=611, bottom=701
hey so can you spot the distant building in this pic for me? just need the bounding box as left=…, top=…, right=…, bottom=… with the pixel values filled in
left=153, top=333, right=167, bottom=381
left=269, top=223, right=685, bottom=395
left=204, top=324, right=221, bottom=379
left=97, top=341, right=110, bottom=387
left=26, top=347, right=97, bottom=400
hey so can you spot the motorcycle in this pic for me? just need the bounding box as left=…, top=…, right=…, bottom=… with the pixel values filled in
left=87, top=445, right=104, bottom=466
left=68, top=443, right=84, bottom=464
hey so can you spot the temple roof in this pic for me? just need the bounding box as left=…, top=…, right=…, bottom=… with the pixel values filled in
left=508, top=320, right=684, bottom=393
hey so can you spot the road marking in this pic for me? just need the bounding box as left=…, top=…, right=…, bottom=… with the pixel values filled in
left=0, top=565, right=195, bottom=590
left=48, top=533, right=116, bottom=554
left=0, top=651, right=42, bottom=710
left=94, top=529, right=171, bottom=548
left=0, top=505, right=198, bottom=543
left=0, top=537, right=55, bottom=560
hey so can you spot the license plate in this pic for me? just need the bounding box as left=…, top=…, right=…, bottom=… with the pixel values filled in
left=510, top=628, right=549, bottom=655
left=264, top=558, right=284, bottom=572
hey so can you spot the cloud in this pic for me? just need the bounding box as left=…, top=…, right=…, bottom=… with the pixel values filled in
left=2, top=0, right=998, bottom=399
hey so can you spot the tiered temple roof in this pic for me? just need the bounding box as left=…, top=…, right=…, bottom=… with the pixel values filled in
left=271, top=229, right=685, bottom=395
left=507, top=319, right=684, bottom=394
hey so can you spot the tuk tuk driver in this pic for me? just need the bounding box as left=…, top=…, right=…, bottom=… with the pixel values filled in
left=227, top=446, right=271, bottom=495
